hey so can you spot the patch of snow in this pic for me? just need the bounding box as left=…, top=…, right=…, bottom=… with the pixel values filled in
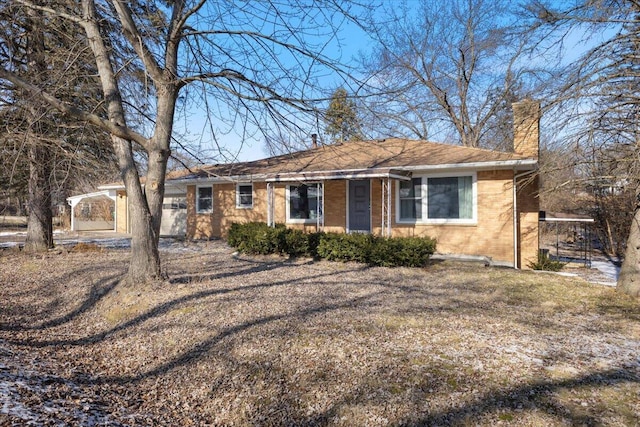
left=0, top=348, right=126, bottom=426
left=591, top=260, right=620, bottom=283
left=0, top=231, right=25, bottom=237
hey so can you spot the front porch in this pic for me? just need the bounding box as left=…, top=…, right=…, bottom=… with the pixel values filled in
left=265, top=168, right=412, bottom=237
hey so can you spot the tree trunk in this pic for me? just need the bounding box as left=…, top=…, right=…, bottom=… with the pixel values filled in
left=617, top=201, right=640, bottom=297
left=127, top=197, right=163, bottom=282
left=112, top=134, right=163, bottom=284
left=22, top=6, right=53, bottom=253
left=24, top=140, right=53, bottom=252
left=80, top=0, right=164, bottom=284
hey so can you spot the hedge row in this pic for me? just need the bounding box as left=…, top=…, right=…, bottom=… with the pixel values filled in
left=227, top=222, right=436, bottom=268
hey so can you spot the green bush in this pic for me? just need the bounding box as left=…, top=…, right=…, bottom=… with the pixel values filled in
left=227, top=222, right=286, bottom=255
left=368, top=236, right=436, bottom=267
left=283, top=229, right=310, bottom=257
left=228, top=222, right=321, bottom=257
left=317, top=233, right=436, bottom=267
left=316, top=232, right=373, bottom=263
left=528, top=250, right=565, bottom=272
left=227, top=223, right=436, bottom=267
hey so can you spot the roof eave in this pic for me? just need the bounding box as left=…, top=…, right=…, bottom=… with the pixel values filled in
left=266, top=169, right=412, bottom=182
left=400, top=159, right=538, bottom=172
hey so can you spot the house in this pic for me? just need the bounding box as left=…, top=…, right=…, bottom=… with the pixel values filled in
left=68, top=100, right=541, bottom=268
left=67, top=181, right=187, bottom=236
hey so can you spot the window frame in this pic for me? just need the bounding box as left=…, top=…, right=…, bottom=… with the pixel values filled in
left=196, top=185, right=213, bottom=214
left=398, top=177, right=423, bottom=222
left=395, top=172, right=477, bottom=225
left=235, top=183, right=254, bottom=209
left=286, top=182, right=323, bottom=224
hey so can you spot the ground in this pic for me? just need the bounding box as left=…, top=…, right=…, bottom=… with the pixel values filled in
left=1, top=240, right=638, bottom=426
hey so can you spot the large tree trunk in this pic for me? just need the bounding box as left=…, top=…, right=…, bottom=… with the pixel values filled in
left=112, top=134, right=163, bottom=284
left=127, top=199, right=162, bottom=283
left=617, top=202, right=640, bottom=298
left=23, top=140, right=53, bottom=253
left=81, top=0, right=165, bottom=284
left=23, top=7, right=52, bottom=253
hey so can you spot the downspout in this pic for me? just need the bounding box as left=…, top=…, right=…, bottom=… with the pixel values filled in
left=513, top=169, right=537, bottom=269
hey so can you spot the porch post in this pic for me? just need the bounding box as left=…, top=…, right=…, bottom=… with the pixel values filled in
left=267, top=182, right=274, bottom=227
left=387, top=177, right=392, bottom=237
left=381, top=178, right=392, bottom=237
left=68, top=199, right=76, bottom=231
left=316, top=181, right=324, bottom=231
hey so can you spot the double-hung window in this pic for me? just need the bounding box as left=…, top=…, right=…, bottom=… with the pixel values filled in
left=397, top=174, right=475, bottom=223
left=287, top=183, right=323, bottom=222
left=399, top=178, right=422, bottom=221
left=236, top=183, right=253, bottom=209
left=196, top=185, right=213, bottom=213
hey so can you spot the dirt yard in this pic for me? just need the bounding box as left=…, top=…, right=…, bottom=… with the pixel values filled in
left=1, top=241, right=638, bottom=426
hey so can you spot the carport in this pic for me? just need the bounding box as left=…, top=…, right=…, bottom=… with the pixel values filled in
left=67, top=190, right=117, bottom=232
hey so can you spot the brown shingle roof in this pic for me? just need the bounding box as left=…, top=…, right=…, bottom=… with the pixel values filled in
left=169, top=138, right=536, bottom=182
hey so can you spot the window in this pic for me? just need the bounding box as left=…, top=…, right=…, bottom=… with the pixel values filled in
left=196, top=186, right=213, bottom=213
left=397, top=174, right=475, bottom=223
left=399, top=178, right=422, bottom=220
left=427, top=176, right=473, bottom=219
left=236, top=184, right=253, bottom=208
left=287, top=183, right=323, bottom=222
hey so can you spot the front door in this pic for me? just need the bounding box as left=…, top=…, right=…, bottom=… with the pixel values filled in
left=349, top=180, right=371, bottom=232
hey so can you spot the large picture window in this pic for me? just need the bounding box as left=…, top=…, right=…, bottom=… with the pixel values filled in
left=287, top=183, right=323, bottom=222
left=427, top=176, right=473, bottom=219
left=397, top=174, right=475, bottom=223
left=236, top=183, right=253, bottom=209
left=196, top=186, right=213, bottom=213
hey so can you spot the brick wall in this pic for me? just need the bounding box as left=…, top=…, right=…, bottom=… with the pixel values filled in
left=390, top=170, right=516, bottom=265
left=513, top=100, right=540, bottom=158
left=185, top=172, right=537, bottom=268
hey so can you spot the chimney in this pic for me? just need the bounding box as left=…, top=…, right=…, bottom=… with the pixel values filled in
left=512, top=100, right=540, bottom=158
left=311, top=133, right=318, bottom=149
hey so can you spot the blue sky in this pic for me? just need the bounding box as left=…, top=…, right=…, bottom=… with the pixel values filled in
left=172, top=2, right=375, bottom=165
left=173, top=0, right=608, bottom=165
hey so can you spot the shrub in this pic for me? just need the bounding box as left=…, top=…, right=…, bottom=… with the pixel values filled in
left=283, top=229, right=310, bottom=257
left=227, top=222, right=286, bottom=255
left=317, top=233, right=436, bottom=267
left=316, top=232, right=374, bottom=263
left=368, top=236, right=436, bottom=267
left=529, top=250, right=565, bottom=272
left=228, top=222, right=321, bottom=257
left=227, top=223, right=437, bottom=267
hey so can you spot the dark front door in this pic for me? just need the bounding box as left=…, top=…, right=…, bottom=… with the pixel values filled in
left=349, top=180, right=371, bottom=232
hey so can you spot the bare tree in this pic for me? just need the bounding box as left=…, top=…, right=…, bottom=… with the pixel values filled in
left=0, top=2, right=116, bottom=251
left=360, top=0, right=530, bottom=148
left=0, top=1, right=361, bottom=283
left=525, top=0, right=640, bottom=296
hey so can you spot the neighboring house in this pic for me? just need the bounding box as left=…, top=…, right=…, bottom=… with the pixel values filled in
left=68, top=100, right=541, bottom=267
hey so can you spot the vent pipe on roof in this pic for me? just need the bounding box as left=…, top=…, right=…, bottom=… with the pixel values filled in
left=311, top=133, right=318, bottom=149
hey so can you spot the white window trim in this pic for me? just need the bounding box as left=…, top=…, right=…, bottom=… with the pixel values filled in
left=286, top=182, right=323, bottom=224
left=395, top=172, right=477, bottom=225
left=235, top=183, right=254, bottom=209
left=196, top=185, right=213, bottom=214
